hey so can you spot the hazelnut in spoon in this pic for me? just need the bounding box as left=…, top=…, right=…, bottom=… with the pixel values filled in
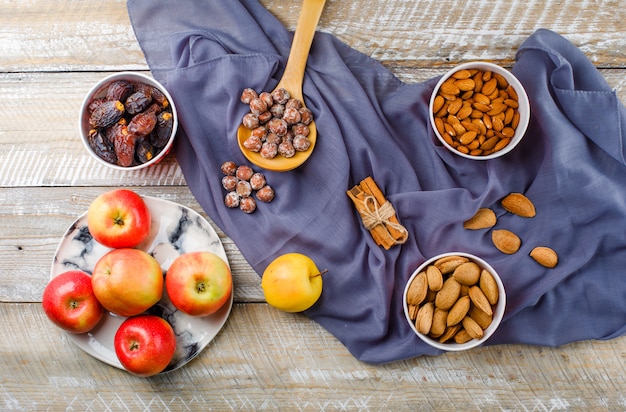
left=237, top=0, right=326, bottom=172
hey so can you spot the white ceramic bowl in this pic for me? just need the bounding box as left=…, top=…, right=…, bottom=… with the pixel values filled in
left=429, top=61, right=530, bottom=160
left=79, top=72, right=178, bottom=171
left=403, top=252, right=506, bottom=351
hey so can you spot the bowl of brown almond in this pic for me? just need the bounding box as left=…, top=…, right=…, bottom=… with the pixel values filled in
left=429, top=62, right=530, bottom=160
left=403, top=252, right=506, bottom=351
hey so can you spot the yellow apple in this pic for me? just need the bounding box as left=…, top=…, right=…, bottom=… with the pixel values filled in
left=261, top=253, right=326, bottom=312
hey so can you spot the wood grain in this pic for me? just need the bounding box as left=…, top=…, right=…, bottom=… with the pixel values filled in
left=3, top=303, right=625, bottom=410
left=0, top=0, right=623, bottom=71
left=1, top=0, right=625, bottom=409
left=0, top=70, right=624, bottom=188
left=0, top=186, right=263, bottom=303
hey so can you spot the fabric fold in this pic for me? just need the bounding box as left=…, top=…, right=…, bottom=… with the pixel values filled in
left=128, top=0, right=626, bottom=363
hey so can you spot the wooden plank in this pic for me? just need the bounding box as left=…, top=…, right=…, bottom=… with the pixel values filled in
left=0, top=0, right=623, bottom=72
left=0, top=71, right=186, bottom=188
left=1, top=1, right=625, bottom=410
left=0, top=0, right=145, bottom=72
left=0, top=69, right=625, bottom=188
left=315, top=0, right=626, bottom=67
left=2, top=302, right=625, bottom=410
left=0, top=186, right=263, bottom=303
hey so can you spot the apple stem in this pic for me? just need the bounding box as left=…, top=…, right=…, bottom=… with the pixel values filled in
left=312, top=269, right=328, bottom=278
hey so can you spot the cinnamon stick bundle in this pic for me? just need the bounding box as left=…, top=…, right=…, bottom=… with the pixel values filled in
left=347, top=176, right=408, bottom=250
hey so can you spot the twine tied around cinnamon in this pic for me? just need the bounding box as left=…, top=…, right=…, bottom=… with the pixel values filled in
left=347, top=177, right=409, bottom=250
left=361, top=195, right=408, bottom=240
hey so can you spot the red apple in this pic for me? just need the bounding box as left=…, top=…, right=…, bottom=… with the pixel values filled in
left=114, top=315, right=176, bottom=377
left=165, top=251, right=232, bottom=317
left=42, top=270, right=104, bottom=333
left=87, top=189, right=151, bottom=248
left=91, top=248, right=163, bottom=317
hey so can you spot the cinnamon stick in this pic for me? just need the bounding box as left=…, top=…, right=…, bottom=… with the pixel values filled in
left=347, top=177, right=408, bottom=250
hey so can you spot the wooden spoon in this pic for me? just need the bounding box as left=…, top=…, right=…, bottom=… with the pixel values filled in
left=237, top=0, right=326, bottom=172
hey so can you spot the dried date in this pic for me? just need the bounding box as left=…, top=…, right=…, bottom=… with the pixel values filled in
left=151, top=111, right=173, bottom=148
left=135, top=137, right=155, bottom=164
left=128, top=110, right=157, bottom=137
left=89, top=100, right=125, bottom=128
left=149, top=86, right=169, bottom=109
left=87, top=129, right=117, bottom=164
left=85, top=79, right=174, bottom=167
left=114, top=133, right=136, bottom=167
left=125, top=91, right=152, bottom=115
left=106, top=80, right=133, bottom=102
left=105, top=119, right=127, bottom=145
left=88, top=97, right=106, bottom=113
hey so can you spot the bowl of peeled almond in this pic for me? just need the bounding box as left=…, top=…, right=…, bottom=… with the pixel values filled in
left=429, top=62, right=530, bottom=160
left=403, top=252, right=506, bottom=351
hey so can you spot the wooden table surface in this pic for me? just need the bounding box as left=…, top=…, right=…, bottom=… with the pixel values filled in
left=1, top=0, right=625, bottom=410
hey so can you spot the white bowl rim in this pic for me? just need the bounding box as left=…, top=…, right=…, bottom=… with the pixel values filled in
left=429, top=61, right=530, bottom=160
left=78, top=71, right=179, bottom=171
left=403, top=251, right=507, bottom=351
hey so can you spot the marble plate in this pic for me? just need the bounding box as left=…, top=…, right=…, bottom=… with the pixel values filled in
left=50, top=196, right=233, bottom=374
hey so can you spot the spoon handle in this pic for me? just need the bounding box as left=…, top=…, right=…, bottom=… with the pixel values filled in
left=279, top=0, right=326, bottom=97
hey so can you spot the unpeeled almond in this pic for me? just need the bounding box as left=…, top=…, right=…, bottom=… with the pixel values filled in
left=407, top=255, right=500, bottom=345
left=463, top=208, right=497, bottom=230
left=469, top=305, right=493, bottom=329
left=426, top=265, right=444, bottom=291
left=479, top=269, right=499, bottom=305
left=462, top=316, right=484, bottom=339
left=416, top=302, right=434, bottom=335
left=406, top=271, right=428, bottom=305
left=501, top=193, right=536, bottom=218
left=492, top=229, right=521, bottom=254
left=530, top=246, right=559, bottom=268
left=468, top=286, right=492, bottom=316
left=447, top=295, right=470, bottom=326
left=435, top=277, right=462, bottom=310
left=452, top=262, right=481, bottom=285
left=434, top=255, right=469, bottom=274
left=430, top=308, right=448, bottom=337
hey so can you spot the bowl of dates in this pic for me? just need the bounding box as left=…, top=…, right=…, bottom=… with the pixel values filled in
left=79, top=72, right=178, bottom=170
left=429, top=62, right=530, bottom=160
left=403, top=252, right=506, bottom=351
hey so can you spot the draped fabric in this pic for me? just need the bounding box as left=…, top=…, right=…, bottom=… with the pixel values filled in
left=128, top=0, right=626, bottom=363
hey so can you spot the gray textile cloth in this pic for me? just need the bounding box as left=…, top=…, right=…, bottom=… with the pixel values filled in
left=128, top=0, right=626, bottom=363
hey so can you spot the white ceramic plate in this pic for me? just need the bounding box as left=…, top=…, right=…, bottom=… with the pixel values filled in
left=50, top=196, right=233, bottom=374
